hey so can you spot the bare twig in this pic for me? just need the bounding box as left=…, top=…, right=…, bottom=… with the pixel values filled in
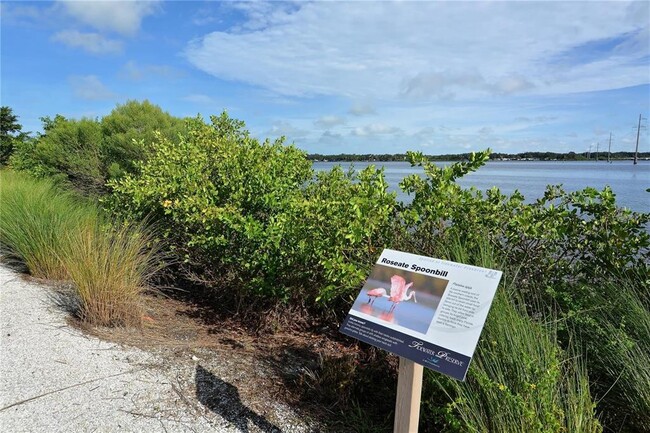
left=0, top=369, right=142, bottom=412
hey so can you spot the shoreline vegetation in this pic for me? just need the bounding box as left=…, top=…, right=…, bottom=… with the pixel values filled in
left=308, top=151, right=650, bottom=162
left=1, top=101, right=649, bottom=433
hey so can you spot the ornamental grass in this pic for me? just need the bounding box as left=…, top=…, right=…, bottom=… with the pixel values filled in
left=0, top=170, right=162, bottom=326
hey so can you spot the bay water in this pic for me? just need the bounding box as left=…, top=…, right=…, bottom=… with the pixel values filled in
left=313, top=160, right=650, bottom=213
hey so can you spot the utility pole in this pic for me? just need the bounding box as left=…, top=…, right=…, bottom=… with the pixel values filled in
left=634, top=114, right=642, bottom=165
left=608, top=132, right=612, bottom=163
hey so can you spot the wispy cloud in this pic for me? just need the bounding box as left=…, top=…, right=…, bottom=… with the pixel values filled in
left=351, top=123, right=402, bottom=137
left=318, top=131, right=343, bottom=145
left=69, top=75, right=115, bottom=100
left=52, top=30, right=122, bottom=54
left=266, top=121, right=309, bottom=139
left=515, top=116, right=558, bottom=124
left=0, top=3, right=55, bottom=25
left=401, top=70, right=535, bottom=100
left=183, top=94, right=214, bottom=105
left=349, top=103, right=376, bottom=116
left=185, top=2, right=648, bottom=99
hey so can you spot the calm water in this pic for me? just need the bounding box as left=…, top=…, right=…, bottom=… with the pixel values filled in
left=313, top=160, right=650, bottom=213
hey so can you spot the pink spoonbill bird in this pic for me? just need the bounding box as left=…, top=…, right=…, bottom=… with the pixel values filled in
left=366, top=287, right=388, bottom=305
left=388, top=275, right=416, bottom=312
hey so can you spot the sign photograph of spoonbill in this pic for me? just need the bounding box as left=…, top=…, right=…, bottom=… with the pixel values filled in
left=350, top=264, right=449, bottom=334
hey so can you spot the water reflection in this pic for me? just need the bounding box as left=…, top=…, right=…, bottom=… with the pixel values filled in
left=358, top=302, right=396, bottom=324
left=379, top=310, right=395, bottom=324
left=359, top=303, right=373, bottom=315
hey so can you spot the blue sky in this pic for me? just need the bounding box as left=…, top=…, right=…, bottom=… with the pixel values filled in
left=1, top=0, right=649, bottom=155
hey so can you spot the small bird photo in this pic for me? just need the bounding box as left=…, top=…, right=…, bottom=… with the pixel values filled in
left=350, top=264, right=449, bottom=334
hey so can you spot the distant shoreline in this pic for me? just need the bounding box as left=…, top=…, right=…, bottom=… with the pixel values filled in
left=308, top=151, right=650, bottom=163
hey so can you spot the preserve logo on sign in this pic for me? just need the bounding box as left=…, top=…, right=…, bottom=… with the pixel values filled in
left=340, top=248, right=502, bottom=381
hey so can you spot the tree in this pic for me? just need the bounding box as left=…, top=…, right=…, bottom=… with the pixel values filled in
left=12, top=115, right=105, bottom=193
left=0, top=106, right=26, bottom=165
left=100, top=100, right=185, bottom=178
left=10, top=100, right=185, bottom=195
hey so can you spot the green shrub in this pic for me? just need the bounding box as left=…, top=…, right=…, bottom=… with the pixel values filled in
left=281, top=164, right=401, bottom=306
left=105, top=113, right=313, bottom=302
left=107, top=112, right=403, bottom=308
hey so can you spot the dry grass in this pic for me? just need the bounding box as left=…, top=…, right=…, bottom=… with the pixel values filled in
left=62, top=221, right=163, bottom=327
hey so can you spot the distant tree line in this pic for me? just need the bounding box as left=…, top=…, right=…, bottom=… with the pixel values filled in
left=308, top=151, right=649, bottom=162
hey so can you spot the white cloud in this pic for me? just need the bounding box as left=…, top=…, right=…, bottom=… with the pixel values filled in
left=69, top=75, right=115, bottom=100
left=314, top=115, right=346, bottom=129
left=58, top=0, right=159, bottom=36
left=185, top=2, right=648, bottom=100
left=52, top=30, right=122, bottom=54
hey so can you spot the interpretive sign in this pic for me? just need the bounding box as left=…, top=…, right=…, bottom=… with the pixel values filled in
left=340, top=248, right=502, bottom=381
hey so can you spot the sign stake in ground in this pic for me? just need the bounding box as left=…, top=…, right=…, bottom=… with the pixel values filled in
left=394, top=357, right=424, bottom=433
left=340, top=248, right=502, bottom=432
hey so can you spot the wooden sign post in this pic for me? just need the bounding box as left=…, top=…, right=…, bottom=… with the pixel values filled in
left=394, top=357, right=424, bottom=433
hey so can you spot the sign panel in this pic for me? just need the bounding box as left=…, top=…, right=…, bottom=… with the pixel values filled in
left=340, top=248, right=502, bottom=381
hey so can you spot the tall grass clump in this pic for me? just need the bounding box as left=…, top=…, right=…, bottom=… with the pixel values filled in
left=0, top=170, right=161, bottom=326
left=436, top=290, right=601, bottom=433
left=576, top=269, right=650, bottom=431
left=62, top=221, right=162, bottom=327
left=0, top=170, right=93, bottom=279
left=422, top=239, right=601, bottom=433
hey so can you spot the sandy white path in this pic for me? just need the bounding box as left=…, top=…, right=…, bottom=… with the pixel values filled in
left=0, top=266, right=314, bottom=433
